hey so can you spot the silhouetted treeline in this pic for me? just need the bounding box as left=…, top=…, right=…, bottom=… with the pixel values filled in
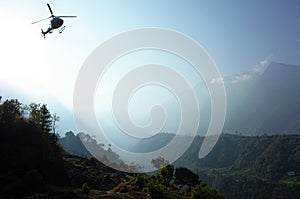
left=0, top=98, right=225, bottom=199
left=0, top=99, right=68, bottom=198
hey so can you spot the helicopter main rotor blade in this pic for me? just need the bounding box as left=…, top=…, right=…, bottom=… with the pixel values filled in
left=47, top=3, right=54, bottom=16
left=32, top=16, right=51, bottom=24
left=58, top=16, right=77, bottom=18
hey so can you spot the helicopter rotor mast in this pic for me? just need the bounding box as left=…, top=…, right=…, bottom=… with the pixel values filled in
left=32, top=3, right=76, bottom=25
left=32, top=3, right=76, bottom=38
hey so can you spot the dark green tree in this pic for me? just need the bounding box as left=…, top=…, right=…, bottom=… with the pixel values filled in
left=28, top=103, right=52, bottom=133
left=0, top=99, right=24, bottom=123
left=51, top=113, right=59, bottom=134
left=175, top=167, right=199, bottom=190
left=146, top=182, right=167, bottom=199
left=157, top=165, right=174, bottom=190
left=191, top=183, right=224, bottom=199
left=0, top=99, right=68, bottom=199
left=151, top=156, right=169, bottom=169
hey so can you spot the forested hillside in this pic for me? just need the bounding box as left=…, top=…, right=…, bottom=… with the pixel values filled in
left=0, top=99, right=223, bottom=199
left=0, top=99, right=68, bottom=198
left=175, top=134, right=300, bottom=199
left=60, top=130, right=300, bottom=199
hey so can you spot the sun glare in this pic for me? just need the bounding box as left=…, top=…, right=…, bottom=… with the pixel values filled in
left=0, top=10, right=54, bottom=95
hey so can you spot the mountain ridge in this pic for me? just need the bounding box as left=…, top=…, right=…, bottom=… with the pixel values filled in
left=222, top=61, right=300, bottom=135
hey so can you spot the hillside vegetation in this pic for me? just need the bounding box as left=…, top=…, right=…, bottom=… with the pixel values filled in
left=0, top=99, right=223, bottom=199
left=60, top=130, right=300, bottom=199
left=174, top=134, right=300, bottom=199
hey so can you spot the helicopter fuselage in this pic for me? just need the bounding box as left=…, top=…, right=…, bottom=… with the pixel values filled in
left=32, top=3, right=76, bottom=38
left=50, top=17, right=64, bottom=29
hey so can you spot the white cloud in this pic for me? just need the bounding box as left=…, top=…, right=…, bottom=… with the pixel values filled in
left=231, top=73, right=252, bottom=84
left=210, top=56, right=272, bottom=85
left=210, top=77, right=224, bottom=84
left=229, top=55, right=272, bottom=84
left=252, top=55, right=272, bottom=75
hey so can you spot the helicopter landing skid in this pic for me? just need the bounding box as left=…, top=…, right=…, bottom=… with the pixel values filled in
left=59, top=26, right=66, bottom=34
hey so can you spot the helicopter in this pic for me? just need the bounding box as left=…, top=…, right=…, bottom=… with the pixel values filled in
left=32, top=4, right=76, bottom=38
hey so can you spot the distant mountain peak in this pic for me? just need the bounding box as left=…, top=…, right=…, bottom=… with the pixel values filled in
left=262, top=61, right=300, bottom=72
left=260, top=61, right=300, bottom=82
left=216, top=61, right=300, bottom=85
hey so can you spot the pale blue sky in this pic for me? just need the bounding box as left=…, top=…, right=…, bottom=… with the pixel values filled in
left=0, top=0, right=299, bottom=134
